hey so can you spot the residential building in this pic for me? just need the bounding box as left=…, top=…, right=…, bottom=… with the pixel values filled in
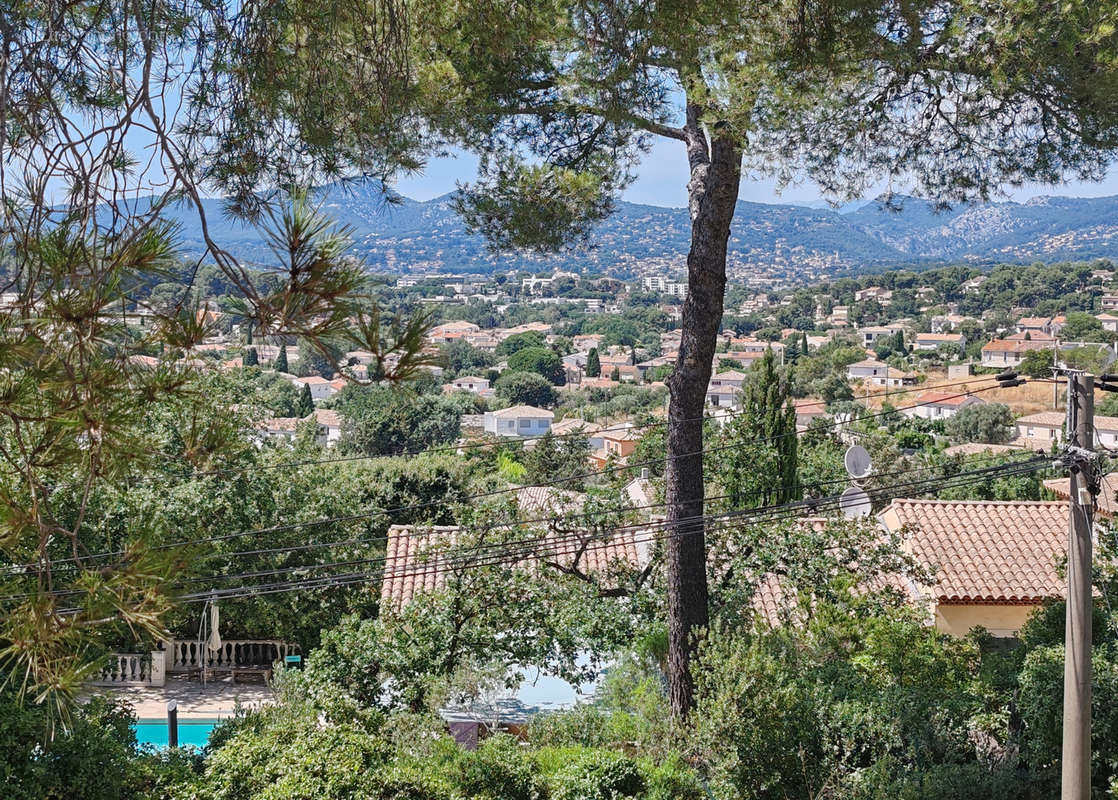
left=640, top=276, right=688, bottom=297
left=380, top=522, right=648, bottom=612
left=1098, top=313, right=1118, bottom=332
left=311, top=408, right=344, bottom=447
left=483, top=405, right=554, bottom=437
left=846, top=358, right=894, bottom=384
left=913, top=332, right=965, bottom=352
left=878, top=499, right=1067, bottom=637
left=448, top=375, right=491, bottom=393
left=793, top=398, right=827, bottom=428
left=902, top=391, right=984, bottom=420
left=857, top=326, right=898, bottom=348
left=1015, top=411, right=1118, bottom=448
left=706, top=370, right=747, bottom=409
left=427, top=320, right=480, bottom=343
left=1015, top=316, right=1054, bottom=337
left=258, top=417, right=299, bottom=442
left=980, top=339, right=1053, bottom=368
left=292, top=375, right=339, bottom=402
left=1103, top=295, right=1118, bottom=311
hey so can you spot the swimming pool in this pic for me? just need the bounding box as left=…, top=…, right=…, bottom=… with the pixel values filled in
left=133, top=718, right=220, bottom=749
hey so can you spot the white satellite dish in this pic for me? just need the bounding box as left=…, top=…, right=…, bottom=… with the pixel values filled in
left=839, top=486, right=872, bottom=520
left=843, top=445, right=873, bottom=480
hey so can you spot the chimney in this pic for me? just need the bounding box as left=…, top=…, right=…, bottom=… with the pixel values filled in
left=640, top=467, right=649, bottom=480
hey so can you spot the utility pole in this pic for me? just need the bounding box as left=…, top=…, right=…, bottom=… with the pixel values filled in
left=1062, top=371, right=1095, bottom=800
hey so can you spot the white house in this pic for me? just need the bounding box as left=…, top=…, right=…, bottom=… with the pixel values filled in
left=1098, top=313, right=1118, bottom=333
left=292, top=375, right=339, bottom=402
left=449, top=375, right=490, bottom=393
left=902, top=391, right=984, bottom=420
left=846, top=358, right=890, bottom=383
left=980, top=339, right=1052, bottom=368
left=311, top=409, right=345, bottom=447
left=913, top=333, right=965, bottom=352
left=484, top=405, right=554, bottom=437
left=706, top=370, right=747, bottom=410
left=1015, top=411, right=1118, bottom=448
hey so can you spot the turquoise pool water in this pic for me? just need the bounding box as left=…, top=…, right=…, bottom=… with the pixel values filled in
left=133, top=718, right=219, bottom=749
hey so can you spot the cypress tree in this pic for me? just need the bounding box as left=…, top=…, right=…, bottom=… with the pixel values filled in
left=275, top=344, right=289, bottom=373
left=296, top=383, right=314, bottom=417
left=243, top=347, right=259, bottom=367
left=585, top=347, right=601, bottom=377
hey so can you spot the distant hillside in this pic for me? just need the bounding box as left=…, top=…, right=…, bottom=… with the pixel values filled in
left=161, top=182, right=1118, bottom=279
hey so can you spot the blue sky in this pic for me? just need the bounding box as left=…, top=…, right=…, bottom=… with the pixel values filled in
left=395, top=139, right=1118, bottom=209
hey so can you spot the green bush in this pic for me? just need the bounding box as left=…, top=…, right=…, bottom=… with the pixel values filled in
left=454, top=735, right=542, bottom=800
left=642, top=753, right=706, bottom=800
left=548, top=749, right=645, bottom=800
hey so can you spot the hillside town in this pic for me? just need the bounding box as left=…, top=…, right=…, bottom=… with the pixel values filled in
left=11, top=4, right=1118, bottom=800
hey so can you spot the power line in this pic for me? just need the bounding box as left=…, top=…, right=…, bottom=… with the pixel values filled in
left=29, top=379, right=1015, bottom=570
left=20, top=455, right=1050, bottom=607
left=197, top=375, right=1006, bottom=476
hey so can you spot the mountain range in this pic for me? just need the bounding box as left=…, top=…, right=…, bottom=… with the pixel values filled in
left=163, top=183, right=1118, bottom=281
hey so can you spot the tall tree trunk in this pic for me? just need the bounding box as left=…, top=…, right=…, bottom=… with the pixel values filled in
left=665, top=104, right=742, bottom=718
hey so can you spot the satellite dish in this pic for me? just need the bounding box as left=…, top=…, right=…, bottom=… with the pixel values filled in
left=843, top=445, right=873, bottom=479
left=839, top=486, right=872, bottom=520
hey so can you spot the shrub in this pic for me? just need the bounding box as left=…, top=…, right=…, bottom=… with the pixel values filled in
left=454, top=735, right=543, bottom=800
left=548, top=749, right=645, bottom=800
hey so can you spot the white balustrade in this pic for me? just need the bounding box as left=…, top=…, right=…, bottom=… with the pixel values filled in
left=160, top=639, right=297, bottom=673
left=91, top=651, right=165, bottom=687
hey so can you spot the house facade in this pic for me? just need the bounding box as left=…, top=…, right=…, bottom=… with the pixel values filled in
left=706, top=370, right=747, bottom=409
left=878, top=499, right=1067, bottom=637
left=980, top=339, right=1052, bottom=368
left=903, top=392, right=984, bottom=420
left=483, top=405, right=554, bottom=437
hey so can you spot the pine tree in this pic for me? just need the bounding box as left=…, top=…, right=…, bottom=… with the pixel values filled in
left=243, top=347, right=259, bottom=367
left=296, top=383, right=315, bottom=417
left=275, top=344, right=289, bottom=373
left=585, top=348, right=601, bottom=378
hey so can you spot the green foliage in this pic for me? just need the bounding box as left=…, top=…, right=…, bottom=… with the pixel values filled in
left=717, top=350, right=799, bottom=508
left=275, top=344, right=289, bottom=373
left=495, top=371, right=558, bottom=408
left=454, top=735, right=544, bottom=800
left=296, top=382, right=315, bottom=417
left=522, top=432, right=590, bottom=490
left=507, top=347, right=566, bottom=385
left=547, top=749, right=645, bottom=800
left=496, top=331, right=547, bottom=357
left=243, top=347, right=259, bottom=367
left=944, top=403, right=1015, bottom=444
left=334, top=384, right=461, bottom=456
left=441, top=339, right=497, bottom=376
left=1059, top=310, right=1107, bottom=342
left=586, top=347, right=602, bottom=377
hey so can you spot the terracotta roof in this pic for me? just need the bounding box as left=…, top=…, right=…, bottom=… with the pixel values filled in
left=849, top=358, right=888, bottom=368
left=259, top=417, right=299, bottom=432
left=514, top=486, right=585, bottom=515
left=1016, top=316, right=1052, bottom=327
left=915, top=333, right=963, bottom=342
left=295, top=375, right=331, bottom=384
left=1016, top=411, right=1065, bottom=427
left=380, top=524, right=645, bottom=611
left=490, top=405, right=554, bottom=419
left=1044, top=472, right=1118, bottom=517
left=1007, top=330, right=1055, bottom=342
left=942, top=442, right=1024, bottom=457
left=982, top=338, right=1053, bottom=353
left=880, top=499, right=1067, bottom=603
left=913, top=391, right=982, bottom=407
left=312, top=408, right=343, bottom=428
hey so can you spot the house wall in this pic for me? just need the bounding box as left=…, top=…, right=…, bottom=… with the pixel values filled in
left=934, top=603, right=1040, bottom=637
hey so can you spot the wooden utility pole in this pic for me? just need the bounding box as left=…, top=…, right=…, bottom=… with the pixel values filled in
left=1062, top=372, right=1095, bottom=800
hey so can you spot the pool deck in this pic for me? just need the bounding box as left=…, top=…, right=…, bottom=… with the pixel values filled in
left=85, top=676, right=274, bottom=719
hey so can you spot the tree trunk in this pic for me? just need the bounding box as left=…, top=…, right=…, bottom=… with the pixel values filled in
left=664, top=104, right=742, bottom=718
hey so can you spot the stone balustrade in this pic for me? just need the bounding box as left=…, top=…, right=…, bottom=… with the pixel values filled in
left=161, top=639, right=298, bottom=673
left=91, top=651, right=166, bottom=687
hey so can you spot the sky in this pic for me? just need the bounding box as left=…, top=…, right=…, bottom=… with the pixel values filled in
left=395, top=138, right=1118, bottom=210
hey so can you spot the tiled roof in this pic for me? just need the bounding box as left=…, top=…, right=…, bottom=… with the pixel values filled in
left=1016, top=316, right=1052, bottom=327
left=1016, top=411, right=1065, bottom=427
left=913, top=391, right=981, bottom=407
left=380, top=524, right=645, bottom=611
left=915, top=333, right=963, bottom=342
left=982, top=339, right=1052, bottom=353
left=880, top=499, right=1067, bottom=603
left=849, top=358, right=887, bottom=368
left=1044, top=472, right=1118, bottom=517
left=942, top=442, right=1023, bottom=457
left=490, top=405, right=554, bottom=419
left=313, top=408, right=343, bottom=428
